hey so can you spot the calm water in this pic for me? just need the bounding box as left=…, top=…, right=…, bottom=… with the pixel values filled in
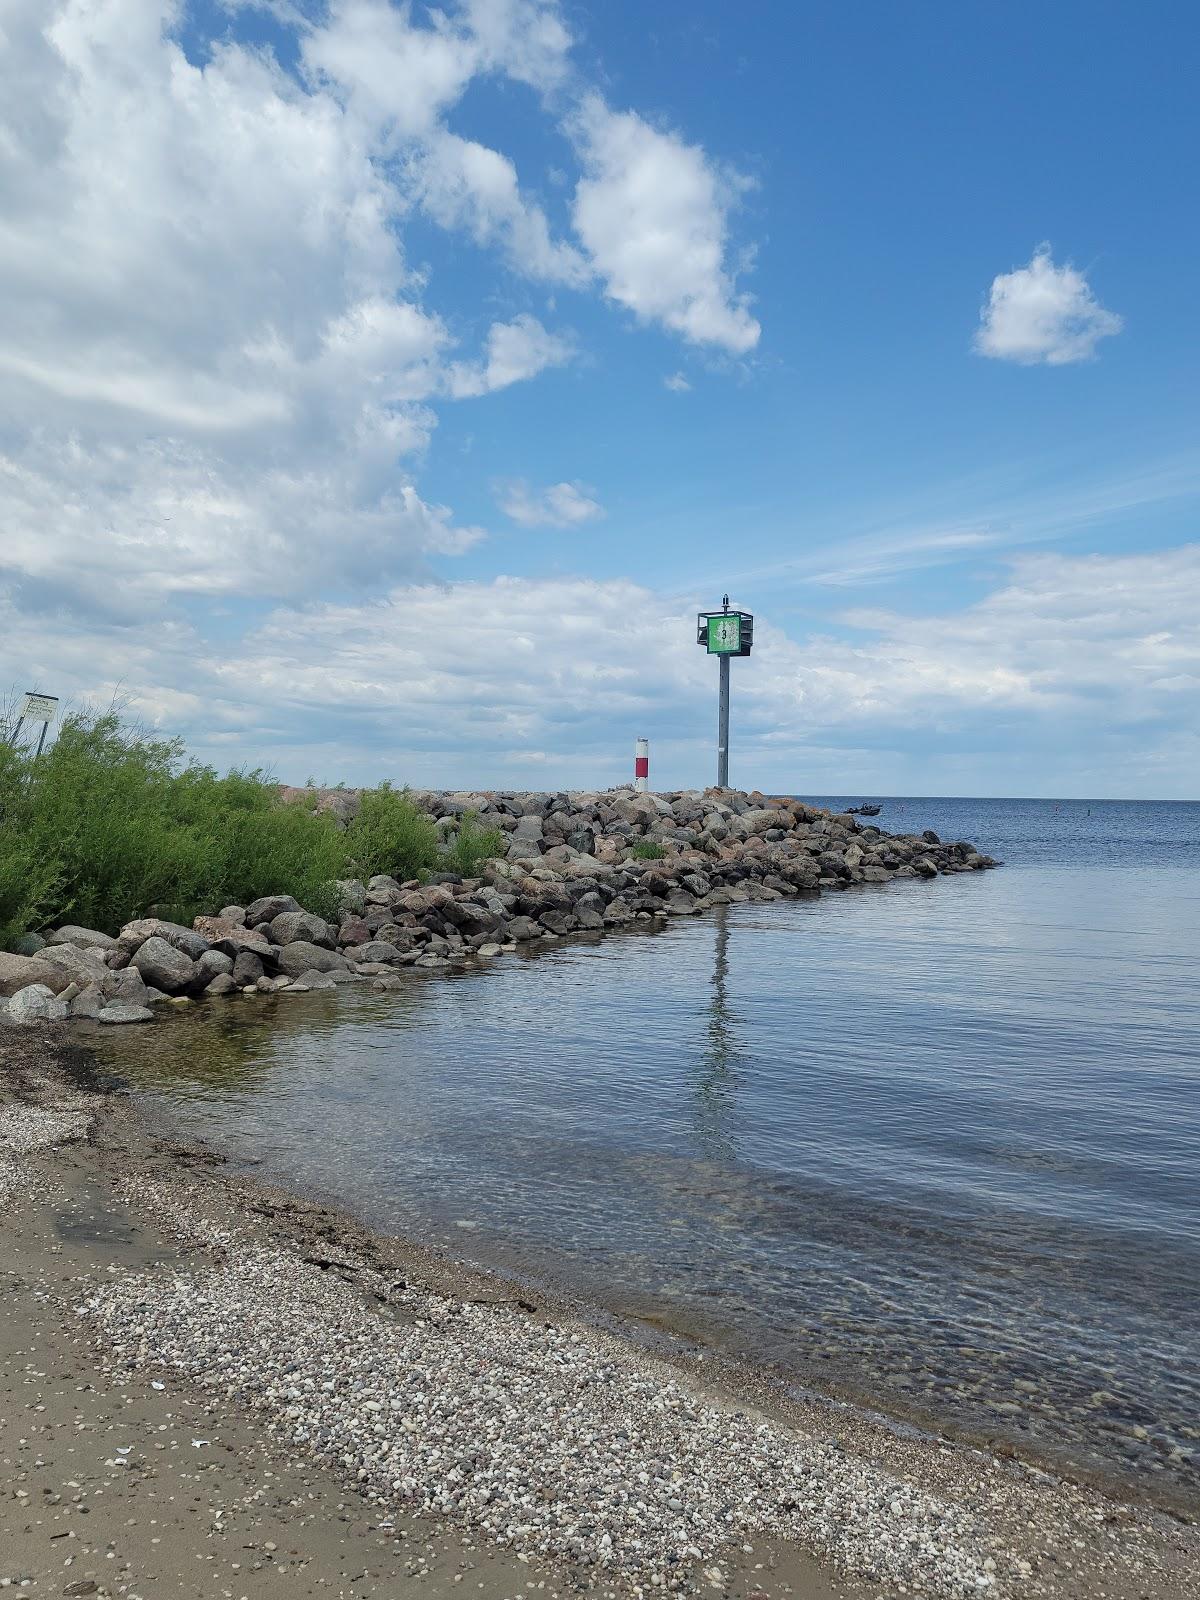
left=89, top=798, right=1200, bottom=1504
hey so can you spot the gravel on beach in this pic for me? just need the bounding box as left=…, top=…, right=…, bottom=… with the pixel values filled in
left=81, top=1174, right=1000, bottom=1598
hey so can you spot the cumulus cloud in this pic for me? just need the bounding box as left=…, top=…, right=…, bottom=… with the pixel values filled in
left=447, top=316, right=574, bottom=398
left=495, top=480, right=604, bottom=528
left=975, top=244, right=1123, bottom=365
left=0, top=0, right=761, bottom=614
left=569, top=94, right=760, bottom=354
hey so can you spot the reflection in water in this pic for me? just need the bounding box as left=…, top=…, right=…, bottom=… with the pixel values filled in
left=692, top=909, right=741, bottom=1162
left=91, top=797, right=1200, bottom=1508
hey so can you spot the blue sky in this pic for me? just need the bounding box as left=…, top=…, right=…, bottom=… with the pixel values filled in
left=1, top=1, right=1197, bottom=795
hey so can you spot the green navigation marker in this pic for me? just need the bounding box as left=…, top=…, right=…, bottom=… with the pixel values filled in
left=706, top=613, right=743, bottom=654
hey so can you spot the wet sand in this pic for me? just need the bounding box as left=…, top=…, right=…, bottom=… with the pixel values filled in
left=1, top=1029, right=1196, bottom=1600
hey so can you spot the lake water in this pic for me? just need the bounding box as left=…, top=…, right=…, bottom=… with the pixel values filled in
left=89, top=798, right=1200, bottom=1506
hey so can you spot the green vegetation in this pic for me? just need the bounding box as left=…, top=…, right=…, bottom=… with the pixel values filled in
left=0, top=711, right=505, bottom=949
left=442, top=813, right=506, bottom=878
left=344, top=783, right=441, bottom=882
left=629, top=840, right=667, bottom=860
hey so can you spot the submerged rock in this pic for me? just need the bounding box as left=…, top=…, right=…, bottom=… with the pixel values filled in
left=98, top=1003, right=155, bottom=1024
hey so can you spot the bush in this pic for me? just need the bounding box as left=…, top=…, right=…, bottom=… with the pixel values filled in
left=0, top=712, right=512, bottom=948
left=442, top=812, right=506, bottom=878
left=0, top=712, right=347, bottom=945
left=629, top=840, right=666, bottom=860
left=342, top=784, right=441, bottom=883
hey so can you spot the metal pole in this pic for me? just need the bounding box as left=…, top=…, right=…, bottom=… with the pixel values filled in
left=35, top=719, right=49, bottom=758
left=10, top=715, right=25, bottom=748
left=717, top=653, right=730, bottom=788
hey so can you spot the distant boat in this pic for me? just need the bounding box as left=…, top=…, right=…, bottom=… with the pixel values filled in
left=847, top=803, right=881, bottom=817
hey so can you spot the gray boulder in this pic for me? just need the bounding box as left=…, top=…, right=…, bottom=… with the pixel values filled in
left=112, top=965, right=152, bottom=1006
left=131, top=936, right=199, bottom=995
left=204, top=973, right=238, bottom=996
left=273, top=941, right=348, bottom=979
left=46, top=925, right=117, bottom=951
left=0, top=951, right=72, bottom=998
left=118, top=918, right=209, bottom=960
left=245, top=894, right=301, bottom=926
left=98, top=1004, right=154, bottom=1025
left=346, top=940, right=402, bottom=964
left=293, top=969, right=338, bottom=991
left=9, top=984, right=68, bottom=1024
left=10, top=932, right=46, bottom=956
left=39, top=943, right=113, bottom=991
left=232, top=949, right=265, bottom=986
left=69, top=985, right=106, bottom=1020
left=269, top=910, right=334, bottom=948
left=196, top=949, right=234, bottom=982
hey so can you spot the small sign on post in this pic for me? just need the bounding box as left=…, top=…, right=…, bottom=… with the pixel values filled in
left=11, top=691, right=59, bottom=757
left=696, top=597, right=753, bottom=788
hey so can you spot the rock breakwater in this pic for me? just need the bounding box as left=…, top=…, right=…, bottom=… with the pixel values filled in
left=0, top=787, right=997, bottom=1026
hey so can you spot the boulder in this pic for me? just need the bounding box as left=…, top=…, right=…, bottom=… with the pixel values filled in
left=232, top=949, right=265, bottom=986
left=131, top=936, right=199, bottom=995
left=46, top=925, right=117, bottom=951
left=273, top=941, right=348, bottom=979
left=218, top=905, right=247, bottom=925
left=0, top=951, right=72, bottom=998
left=10, top=932, right=46, bottom=956
left=9, top=984, right=68, bottom=1024
left=366, top=874, right=402, bottom=901
left=204, top=973, right=238, bottom=996
left=346, top=940, right=402, bottom=964
left=111, top=965, right=152, bottom=1006
left=293, top=969, right=338, bottom=991
left=118, top=918, right=209, bottom=960
left=39, top=943, right=113, bottom=991
left=196, top=949, right=234, bottom=982
left=69, top=985, right=105, bottom=1020
left=245, top=894, right=301, bottom=926
left=98, top=1004, right=154, bottom=1025
left=337, top=915, right=372, bottom=948
left=269, top=910, right=334, bottom=948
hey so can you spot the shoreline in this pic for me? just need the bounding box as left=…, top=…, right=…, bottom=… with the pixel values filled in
left=3, top=1030, right=1197, bottom=1600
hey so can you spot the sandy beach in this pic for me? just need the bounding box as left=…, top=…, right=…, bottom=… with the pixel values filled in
left=2, top=1028, right=1197, bottom=1600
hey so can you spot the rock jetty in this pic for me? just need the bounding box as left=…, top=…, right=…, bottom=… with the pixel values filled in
left=0, top=787, right=996, bottom=1025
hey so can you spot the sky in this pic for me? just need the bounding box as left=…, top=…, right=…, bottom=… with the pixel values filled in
left=1, top=0, right=1197, bottom=797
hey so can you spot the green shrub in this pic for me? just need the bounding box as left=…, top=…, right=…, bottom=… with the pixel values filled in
left=441, top=812, right=505, bottom=878
left=0, top=711, right=347, bottom=944
left=0, top=712, right=509, bottom=948
left=629, top=840, right=667, bottom=860
left=342, top=784, right=440, bottom=883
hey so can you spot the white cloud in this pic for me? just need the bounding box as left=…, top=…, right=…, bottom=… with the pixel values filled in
left=975, top=244, right=1123, bottom=365
left=413, top=132, right=590, bottom=284
left=663, top=372, right=692, bottom=392
left=0, top=0, right=763, bottom=614
left=447, top=315, right=574, bottom=398
left=7, top=551, right=1198, bottom=794
left=569, top=94, right=760, bottom=354
left=495, top=479, right=604, bottom=528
